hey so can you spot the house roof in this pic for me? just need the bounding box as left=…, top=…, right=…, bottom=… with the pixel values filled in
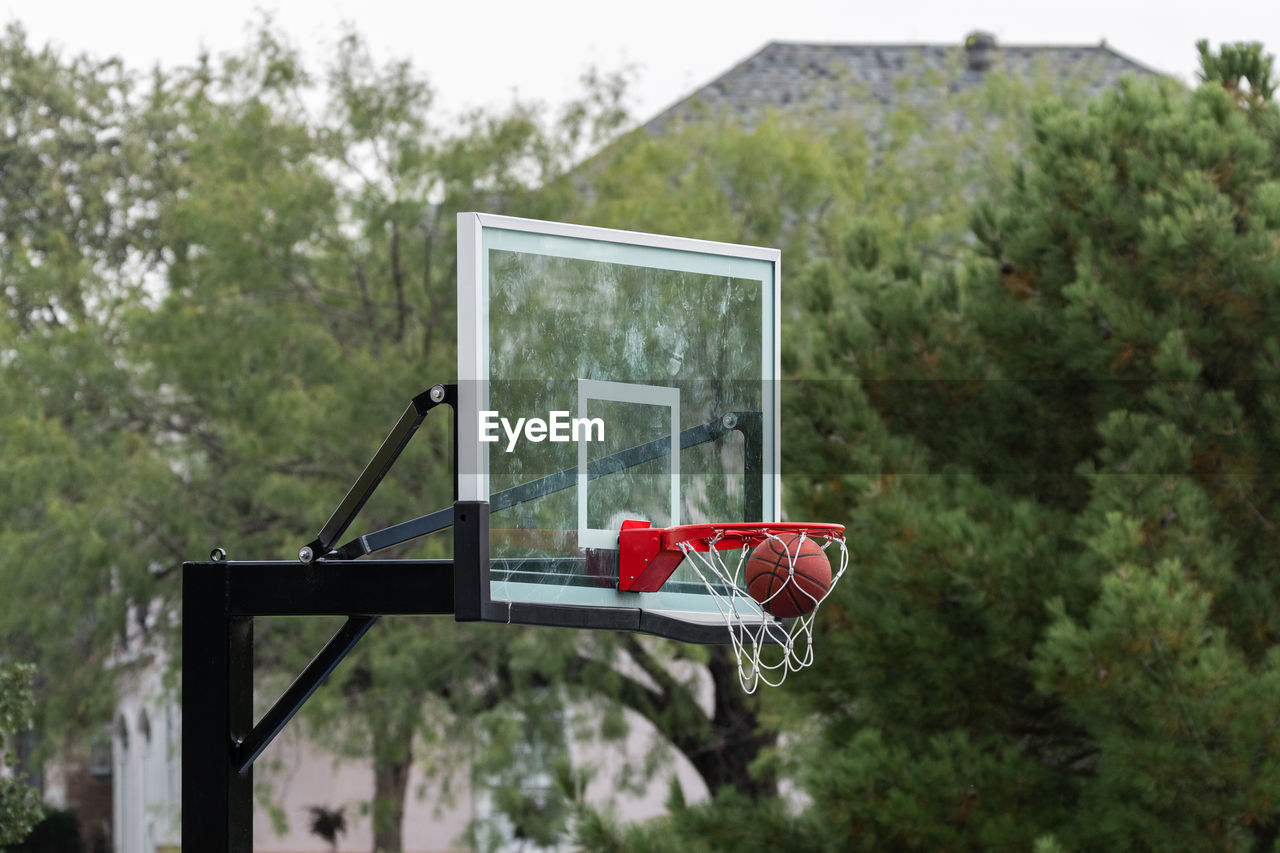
left=643, top=37, right=1163, bottom=133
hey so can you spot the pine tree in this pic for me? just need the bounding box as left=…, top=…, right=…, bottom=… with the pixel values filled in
left=782, top=43, right=1280, bottom=850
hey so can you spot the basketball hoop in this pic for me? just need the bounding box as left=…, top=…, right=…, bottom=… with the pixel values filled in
left=618, top=521, right=849, bottom=692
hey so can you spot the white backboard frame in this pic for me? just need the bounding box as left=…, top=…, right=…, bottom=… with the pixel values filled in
left=456, top=212, right=782, bottom=640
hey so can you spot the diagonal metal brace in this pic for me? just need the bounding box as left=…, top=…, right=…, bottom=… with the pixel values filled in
left=300, top=384, right=456, bottom=563
left=333, top=410, right=764, bottom=560
left=231, top=614, right=377, bottom=775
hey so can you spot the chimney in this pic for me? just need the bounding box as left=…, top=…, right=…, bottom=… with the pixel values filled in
left=964, top=31, right=997, bottom=71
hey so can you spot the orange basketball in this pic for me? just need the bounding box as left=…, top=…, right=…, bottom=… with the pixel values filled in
left=744, top=533, right=832, bottom=618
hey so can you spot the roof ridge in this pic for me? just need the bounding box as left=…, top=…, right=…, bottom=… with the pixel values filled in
left=639, top=40, right=775, bottom=133
left=761, top=39, right=1144, bottom=53
left=640, top=38, right=1165, bottom=133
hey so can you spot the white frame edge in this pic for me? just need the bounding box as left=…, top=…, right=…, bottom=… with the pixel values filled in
left=457, top=211, right=782, bottom=523
left=576, top=379, right=681, bottom=549
left=457, top=213, right=486, bottom=502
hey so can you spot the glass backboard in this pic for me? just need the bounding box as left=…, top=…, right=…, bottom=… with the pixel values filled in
left=457, top=213, right=780, bottom=641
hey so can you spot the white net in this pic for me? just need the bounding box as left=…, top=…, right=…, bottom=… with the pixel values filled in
left=678, top=529, right=849, bottom=693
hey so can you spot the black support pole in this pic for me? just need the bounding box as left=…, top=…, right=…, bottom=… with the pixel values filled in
left=182, top=561, right=252, bottom=852
left=452, top=501, right=490, bottom=622
left=227, top=616, right=253, bottom=849
left=729, top=411, right=764, bottom=522
left=182, top=557, right=458, bottom=851
left=184, top=383, right=465, bottom=848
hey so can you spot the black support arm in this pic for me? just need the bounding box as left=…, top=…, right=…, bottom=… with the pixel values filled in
left=300, top=384, right=456, bottom=563
left=331, top=410, right=764, bottom=560
left=231, top=615, right=377, bottom=774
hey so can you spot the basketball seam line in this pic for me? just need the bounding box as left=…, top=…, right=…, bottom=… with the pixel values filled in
left=748, top=536, right=832, bottom=616
left=759, top=547, right=831, bottom=594
left=749, top=566, right=823, bottom=614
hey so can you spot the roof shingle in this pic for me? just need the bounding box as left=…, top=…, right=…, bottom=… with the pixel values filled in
left=644, top=39, right=1162, bottom=133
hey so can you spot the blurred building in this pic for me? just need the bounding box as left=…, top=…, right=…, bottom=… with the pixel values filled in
left=644, top=31, right=1159, bottom=136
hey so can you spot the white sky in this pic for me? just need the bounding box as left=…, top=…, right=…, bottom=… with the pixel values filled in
left=5, top=0, right=1279, bottom=125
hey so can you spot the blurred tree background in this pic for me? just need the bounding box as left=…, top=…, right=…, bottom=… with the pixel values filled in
left=0, top=664, right=41, bottom=845
left=3, top=16, right=1280, bottom=852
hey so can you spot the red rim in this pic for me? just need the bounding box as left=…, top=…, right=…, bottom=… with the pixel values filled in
left=661, top=522, right=844, bottom=549
left=616, top=520, right=845, bottom=593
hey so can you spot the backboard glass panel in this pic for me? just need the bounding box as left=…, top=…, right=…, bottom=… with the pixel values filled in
left=457, top=213, right=780, bottom=641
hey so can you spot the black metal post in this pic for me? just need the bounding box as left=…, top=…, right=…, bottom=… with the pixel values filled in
left=729, top=411, right=764, bottom=522
left=452, top=501, right=490, bottom=622
left=182, top=382, right=465, bottom=848
left=182, top=557, right=458, bottom=850
left=182, top=561, right=252, bottom=852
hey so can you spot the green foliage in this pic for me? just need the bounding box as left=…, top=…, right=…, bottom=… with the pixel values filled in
left=571, top=787, right=833, bottom=853
left=2, top=808, right=80, bottom=853
left=0, top=22, right=162, bottom=735
left=1198, top=40, right=1277, bottom=107
left=0, top=664, right=42, bottom=847
left=0, top=19, right=629, bottom=850
left=557, top=47, right=1130, bottom=851
left=768, top=40, right=1280, bottom=851
left=1034, top=559, right=1280, bottom=849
